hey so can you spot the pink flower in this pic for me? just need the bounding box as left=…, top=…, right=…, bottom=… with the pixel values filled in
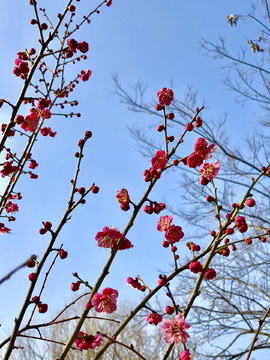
left=146, top=313, right=163, bottom=326
left=165, top=225, right=184, bottom=243
left=1, top=161, right=20, bottom=177
left=160, top=313, right=190, bottom=344
left=74, top=332, right=103, bottom=350
left=200, top=161, right=220, bottom=181
left=204, top=268, right=216, bottom=280
left=157, top=87, right=174, bottom=106
left=157, top=215, right=173, bottom=232
left=95, top=226, right=133, bottom=250
left=91, top=287, right=118, bottom=314
left=186, top=153, right=203, bottom=168
left=189, top=261, right=202, bottom=274
left=151, top=150, right=168, bottom=170
left=116, top=188, right=129, bottom=204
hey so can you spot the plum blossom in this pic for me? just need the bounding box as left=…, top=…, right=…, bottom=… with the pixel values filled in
left=95, top=226, right=124, bottom=249
left=189, top=261, right=202, bottom=274
left=186, top=153, right=203, bottom=168
left=165, top=225, right=184, bottom=243
left=21, top=109, right=39, bottom=132
left=116, top=188, right=129, bottom=204
left=194, top=137, right=215, bottom=160
left=157, top=215, right=173, bottom=232
left=91, top=287, right=118, bottom=314
left=160, top=313, right=190, bottom=344
left=204, top=268, right=216, bottom=280
left=200, top=161, right=220, bottom=181
left=146, top=313, right=163, bottom=326
left=157, top=87, right=174, bottom=106
left=74, top=332, right=103, bottom=350
left=151, top=150, right=168, bottom=170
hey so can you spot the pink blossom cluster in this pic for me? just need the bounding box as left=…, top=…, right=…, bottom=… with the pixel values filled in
left=5, top=201, right=19, bottom=214
left=13, top=57, right=29, bottom=78
left=160, top=313, right=190, bottom=344
left=39, top=127, right=56, bottom=137
left=1, top=124, right=15, bottom=137
left=157, top=215, right=184, bottom=245
left=74, top=332, right=103, bottom=350
left=146, top=312, right=163, bottom=326
left=91, top=287, right=118, bottom=314
left=0, top=161, right=20, bottom=177
left=235, top=216, right=248, bottom=233
left=143, top=201, right=166, bottom=215
left=95, top=226, right=133, bottom=250
left=67, top=39, right=89, bottom=58
left=185, top=138, right=220, bottom=184
left=79, top=68, right=92, bottom=82
left=126, top=277, right=146, bottom=291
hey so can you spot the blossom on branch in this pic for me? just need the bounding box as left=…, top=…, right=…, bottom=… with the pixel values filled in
left=157, top=87, right=174, bottom=106
left=160, top=313, right=190, bottom=344
left=199, top=161, right=220, bottom=181
left=95, top=226, right=133, bottom=250
left=151, top=150, right=168, bottom=170
left=157, top=215, right=173, bottom=232
left=91, top=287, right=118, bottom=314
left=74, top=332, right=103, bottom=350
left=146, top=312, right=163, bottom=325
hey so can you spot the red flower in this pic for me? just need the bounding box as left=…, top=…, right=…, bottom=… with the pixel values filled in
left=246, top=198, right=256, bottom=207
left=157, top=87, right=174, bottom=106
left=160, top=313, right=190, bottom=344
left=95, top=226, right=133, bottom=250
left=67, top=38, right=78, bottom=52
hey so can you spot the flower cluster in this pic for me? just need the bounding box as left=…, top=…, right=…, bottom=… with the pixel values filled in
left=79, top=68, right=92, bottom=82
left=185, top=138, right=219, bottom=184
left=74, top=332, right=103, bottom=350
left=157, top=215, right=184, bottom=245
left=91, top=287, right=118, bottom=314
left=67, top=39, right=89, bottom=57
left=126, top=277, right=146, bottom=291
left=95, top=226, right=133, bottom=250
left=146, top=313, right=163, bottom=326
left=0, top=161, right=20, bottom=177
left=235, top=216, right=248, bottom=233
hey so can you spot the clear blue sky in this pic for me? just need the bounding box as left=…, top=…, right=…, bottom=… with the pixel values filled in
left=0, top=0, right=265, bottom=359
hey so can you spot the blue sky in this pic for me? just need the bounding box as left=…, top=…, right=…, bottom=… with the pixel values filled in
left=0, top=0, right=266, bottom=358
